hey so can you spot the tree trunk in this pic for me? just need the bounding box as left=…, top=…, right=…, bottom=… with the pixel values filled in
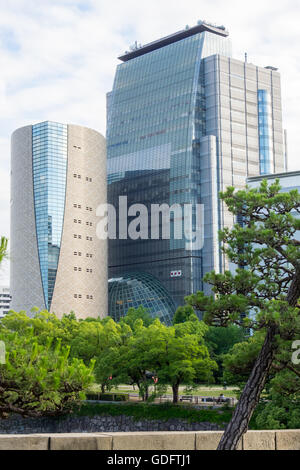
left=218, top=266, right=299, bottom=450
left=217, top=324, right=278, bottom=450
left=144, top=383, right=149, bottom=401
left=136, top=383, right=144, bottom=401
left=172, top=383, right=179, bottom=403
left=286, top=267, right=300, bottom=307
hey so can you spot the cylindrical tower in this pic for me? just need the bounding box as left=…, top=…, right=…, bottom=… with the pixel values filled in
left=11, top=121, right=107, bottom=319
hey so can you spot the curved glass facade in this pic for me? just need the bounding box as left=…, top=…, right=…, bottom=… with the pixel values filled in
left=258, top=90, right=274, bottom=175
left=108, top=272, right=176, bottom=325
left=32, top=122, right=68, bottom=309
left=107, top=30, right=232, bottom=307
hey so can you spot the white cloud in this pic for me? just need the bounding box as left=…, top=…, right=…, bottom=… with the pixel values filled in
left=0, top=0, right=299, bottom=284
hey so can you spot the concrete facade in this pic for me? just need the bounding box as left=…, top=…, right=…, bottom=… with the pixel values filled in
left=10, top=125, right=46, bottom=312
left=203, top=55, right=285, bottom=274
left=10, top=122, right=107, bottom=319
left=50, top=125, right=108, bottom=319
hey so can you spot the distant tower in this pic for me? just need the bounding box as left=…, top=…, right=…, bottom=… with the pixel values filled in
left=11, top=121, right=107, bottom=319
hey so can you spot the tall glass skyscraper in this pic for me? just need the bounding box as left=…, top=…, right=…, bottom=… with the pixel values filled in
left=107, top=22, right=286, bottom=315
left=11, top=122, right=107, bottom=319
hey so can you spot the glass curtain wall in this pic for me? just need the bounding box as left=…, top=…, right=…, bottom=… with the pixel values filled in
left=258, top=89, right=274, bottom=175
left=32, top=122, right=68, bottom=309
left=107, top=31, right=231, bottom=307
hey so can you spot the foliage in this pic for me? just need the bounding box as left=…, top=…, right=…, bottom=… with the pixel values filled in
left=94, top=313, right=217, bottom=403
left=0, top=236, right=8, bottom=267
left=204, top=325, right=248, bottom=383
left=222, top=332, right=264, bottom=390
left=182, top=179, right=300, bottom=448
left=120, top=306, right=155, bottom=329
left=250, top=391, right=300, bottom=430
left=223, top=330, right=300, bottom=426
left=74, top=401, right=232, bottom=425
left=186, top=179, right=300, bottom=329
left=173, top=305, right=199, bottom=324
left=0, top=329, right=94, bottom=418
left=1, top=310, right=79, bottom=348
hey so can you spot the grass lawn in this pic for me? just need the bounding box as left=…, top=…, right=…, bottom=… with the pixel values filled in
left=87, top=383, right=239, bottom=399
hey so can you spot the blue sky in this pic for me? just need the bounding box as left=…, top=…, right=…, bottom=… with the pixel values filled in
left=0, top=0, right=299, bottom=284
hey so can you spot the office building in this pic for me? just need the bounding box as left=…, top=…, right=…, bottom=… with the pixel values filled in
left=11, top=122, right=107, bottom=319
left=0, top=286, right=11, bottom=318
left=247, top=170, right=300, bottom=241
left=106, top=21, right=286, bottom=317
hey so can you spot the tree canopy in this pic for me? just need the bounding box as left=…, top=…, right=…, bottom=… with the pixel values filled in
left=184, top=179, right=300, bottom=449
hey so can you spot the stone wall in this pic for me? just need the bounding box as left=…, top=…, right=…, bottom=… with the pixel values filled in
left=0, top=430, right=299, bottom=450
left=0, top=414, right=223, bottom=434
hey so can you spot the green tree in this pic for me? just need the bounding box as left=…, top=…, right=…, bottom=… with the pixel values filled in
left=1, top=310, right=79, bottom=348
left=156, top=320, right=217, bottom=403
left=69, top=319, right=104, bottom=364
left=185, top=180, right=300, bottom=449
left=205, top=325, right=248, bottom=383
left=114, top=318, right=216, bottom=403
left=0, top=236, right=8, bottom=267
left=173, top=305, right=199, bottom=324
left=223, top=330, right=300, bottom=429
left=93, top=319, right=132, bottom=393
left=0, top=330, right=94, bottom=418
left=222, top=332, right=264, bottom=390
left=120, top=306, right=155, bottom=329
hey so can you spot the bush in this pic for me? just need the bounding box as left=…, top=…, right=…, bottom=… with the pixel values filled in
left=250, top=393, right=300, bottom=430
left=0, top=331, right=94, bottom=418
left=85, top=393, right=129, bottom=402
left=74, top=402, right=232, bottom=425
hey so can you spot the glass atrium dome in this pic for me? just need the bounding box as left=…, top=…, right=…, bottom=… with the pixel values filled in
left=108, top=272, right=176, bottom=325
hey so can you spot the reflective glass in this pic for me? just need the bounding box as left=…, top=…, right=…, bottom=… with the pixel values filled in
left=258, top=90, right=274, bottom=175
left=108, top=272, right=176, bottom=325
left=32, top=121, right=67, bottom=308
left=107, top=31, right=232, bottom=308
